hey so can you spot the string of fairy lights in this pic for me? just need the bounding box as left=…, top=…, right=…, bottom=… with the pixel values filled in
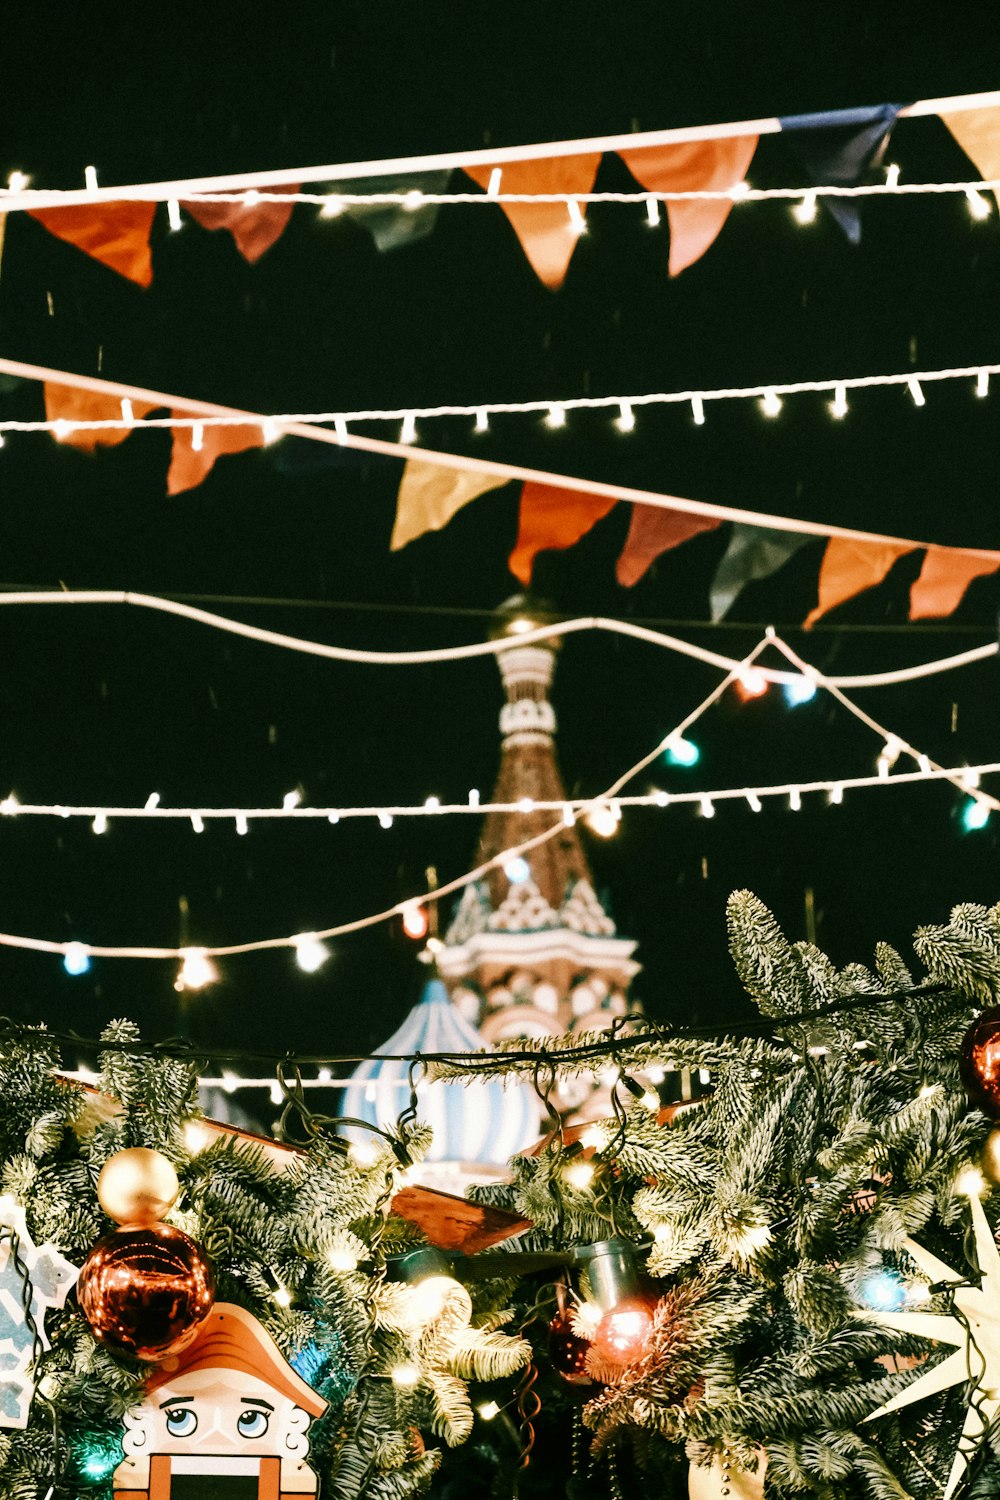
left=1, top=632, right=995, bottom=987
left=3, top=361, right=997, bottom=446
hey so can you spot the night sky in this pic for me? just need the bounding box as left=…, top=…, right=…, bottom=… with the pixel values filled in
left=1, top=5, right=999, bottom=1116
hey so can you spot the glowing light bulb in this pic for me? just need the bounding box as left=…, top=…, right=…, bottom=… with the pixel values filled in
left=592, top=1301, right=653, bottom=1365
left=273, top=1284, right=292, bottom=1309
left=885, top=163, right=901, bottom=188
left=585, top=802, right=620, bottom=839
left=962, top=797, right=991, bottom=832
left=517, top=797, right=535, bottom=812
left=967, top=187, right=992, bottom=220
left=640, top=1090, right=660, bottom=1111
left=262, top=419, right=280, bottom=445
left=567, top=199, right=587, bottom=236
left=190, top=814, right=205, bottom=833
left=63, top=943, right=91, bottom=977
left=468, top=788, right=481, bottom=806
left=474, top=408, right=489, bottom=432
left=562, top=804, right=576, bottom=826
left=487, top=168, right=502, bottom=197
left=84, top=165, right=98, bottom=191
left=175, top=949, right=218, bottom=992
left=477, top=1401, right=500, bottom=1421
left=579, top=1124, right=608, bottom=1151
left=962, top=767, right=981, bottom=790
left=334, top=418, right=348, bottom=442
left=167, top=199, right=183, bottom=231
left=783, top=675, right=817, bottom=706
left=788, top=788, right=802, bottom=811
left=0, top=794, right=20, bottom=816
left=328, top=1247, right=358, bottom=1273
left=737, top=666, right=768, bottom=698
left=793, top=190, right=817, bottom=224
left=392, top=1362, right=420, bottom=1387
left=378, top=811, right=393, bottom=829
left=53, top=420, right=75, bottom=441
left=402, top=190, right=423, bottom=212
left=858, top=1269, right=906, bottom=1311
left=408, top=1274, right=458, bottom=1325
left=729, top=180, right=751, bottom=200
left=956, top=1167, right=987, bottom=1199
left=745, top=791, right=763, bottom=813
left=400, top=412, right=417, bottom=444
left=545, top=403, right=566, bottom=428
left=320, top=195, right=345, bottom=218
left=691, top=394, right=705, bottom=426
left=664, top=735, right=699, bottom=767
left=829, top=383, right=848, bottom=419
left=144, top=792, right=161, bottom=810
left=294, top=935, right=330, bottom=973
left=907, top=376, right=926, bottom=407
left=402, top=904, right=429, bottom=940
left=7, top=172, right=29, bottom=193
left=235, top=813, right=248, bottom=835
left=977, top=369, right=990, bottom=399
left=348, top=1139, right=380, bottom=1168
left=829, top=784, right=844, bottom=805
left=283, top=789, right=302, bottom=811
left=318, top=1066, right=332, bottom=1084
left=699, top=796, right=715, bottom=819
left=616, top=400, right=635, bottom=432
left=191, top=422, right=204, bottom=452
left=504, top=856, right=531, bottom=884
left=564, top=1160, right=595, bottom=1191
left=221, top=1070, right=239, bottom=1094
left=269, top=1081, right=283, bottom=1106
left=92, top=813, right=108, bottom=835
left=760, top=388, right=782, bottom=418
left=645, top=195, right=660, bottom=226
left=183, top=1120, right=213, bottom=1155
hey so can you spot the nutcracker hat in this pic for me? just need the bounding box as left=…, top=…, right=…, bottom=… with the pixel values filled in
left=145, top=1302, right=328, bottom=1417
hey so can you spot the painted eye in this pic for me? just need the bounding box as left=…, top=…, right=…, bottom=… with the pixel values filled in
left=237, top=1409, right=270, bottom=1439
left=165, top=1407, right=197, bottom=1438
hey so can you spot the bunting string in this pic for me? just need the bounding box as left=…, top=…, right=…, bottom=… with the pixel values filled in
left=0, top=589, right=995, bottom=687
left=3, top=87, right=998, bottom=208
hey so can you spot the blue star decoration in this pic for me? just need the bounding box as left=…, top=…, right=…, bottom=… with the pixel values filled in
left=0, top=1195, right=78, bottom=1428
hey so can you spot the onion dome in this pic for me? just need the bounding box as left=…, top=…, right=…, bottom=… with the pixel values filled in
left=338, top=976, right=540, bottom=1168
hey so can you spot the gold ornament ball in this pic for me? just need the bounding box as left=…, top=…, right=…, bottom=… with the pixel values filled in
left=97, top=1147, right=180, bottom=1226
left=982, top=1130, right=1000, bottom=1185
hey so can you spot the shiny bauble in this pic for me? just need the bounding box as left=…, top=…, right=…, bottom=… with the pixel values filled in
left=78, top=1222, right=215, bottom=1361
left=546, top=1310, right=594, bottom=1386
left=960, top=1011, right=1000, bottom=1119
left=97, top=1147, right=180, bottom=1226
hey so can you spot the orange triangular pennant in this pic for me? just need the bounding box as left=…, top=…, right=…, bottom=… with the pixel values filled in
left=44, top=383, right=159, bottom=452
left=616, top=504, right=720, bottom=586
left=909, top=545, right=1000, bottom=619
left=167, top=418, right=266, bottom=495
left=185, top=184, right=300, bottom=263
left=464, top=155, right=601, bottom=290
left=804, top=538, right=914, bottom=628
left=29, top=202, right=155, bottom=286
left=619, top=135, right=758, bottom=275
left=509, top=482, right=616, bottom=585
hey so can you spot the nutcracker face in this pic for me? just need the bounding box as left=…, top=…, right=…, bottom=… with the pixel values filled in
left=122, top=1366, right=313, bottom=1464
left=112, top=1303, right=327, bottom=1498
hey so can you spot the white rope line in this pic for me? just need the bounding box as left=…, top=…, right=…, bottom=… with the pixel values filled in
left=68, top=176, right=998, bottom=208
left=4, top=764, right=995, bottom=827
left=0, top=634, right=992, bottom=964
left=2, top=87, right=997, bottom=207
left=7, top=360, right=999, bottom=434
left=0, top=591, right=993, bottom=689
left=2, top=354, right=995, bottom=557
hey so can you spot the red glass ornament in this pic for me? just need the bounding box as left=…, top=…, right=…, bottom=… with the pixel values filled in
left=960, top=1010, right=1000, bottom=1119
left=78, top=1222, right=215, bottom=1361
left=546, top=1310, right=595, bottom=1386
left=591, top=1298, right=654, bottom=1365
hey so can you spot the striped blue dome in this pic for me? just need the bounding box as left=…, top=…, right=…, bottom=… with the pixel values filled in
left=339, top=977, right=540, bottom=1166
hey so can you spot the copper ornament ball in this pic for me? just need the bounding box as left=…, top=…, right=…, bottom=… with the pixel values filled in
left=78, top=1222, right=215, bottom=1362
left=97, top=1147, right=180, bottom=1226
left=546, top=1310, right=595, bottom=1387
left=960, top=1010, right=1000, bottom=1119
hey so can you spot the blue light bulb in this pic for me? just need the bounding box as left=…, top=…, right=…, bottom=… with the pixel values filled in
left=63, top=943, right=91, bottom=976
left=962, top=798, right=991, bottom=833
left=783, top=676, right=817, bottom=707
left=504, top=857, right=531, bottom=884
left=858, top=1269, right=906, bottom=1312
left=665, top=736, right=700, bottom=768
